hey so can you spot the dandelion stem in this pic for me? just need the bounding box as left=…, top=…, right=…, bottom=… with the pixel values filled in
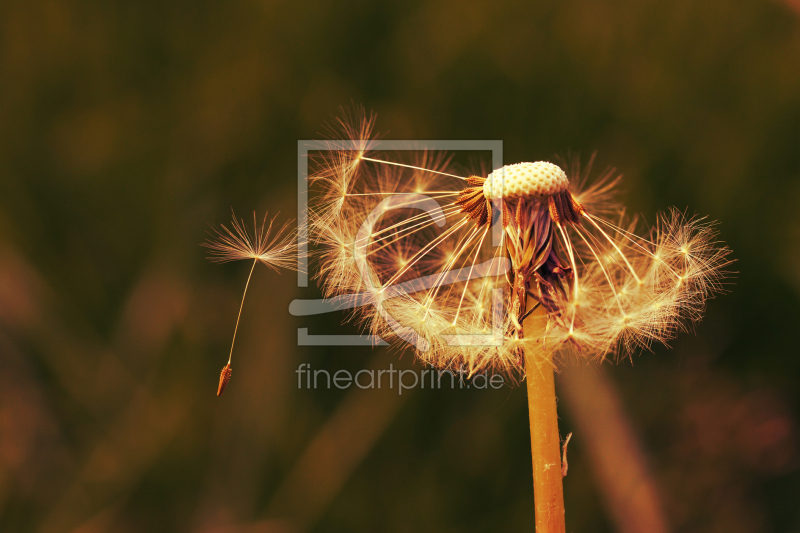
left=524, top=299, right=566, bottom=533
left=228, top=258, right=258, bottom=365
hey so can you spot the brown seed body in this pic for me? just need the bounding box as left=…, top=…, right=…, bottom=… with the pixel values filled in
left=217, top=364, right=232, bottom=396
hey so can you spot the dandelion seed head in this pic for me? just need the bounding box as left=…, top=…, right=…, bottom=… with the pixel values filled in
left=310, top=111, right=733, bottom=377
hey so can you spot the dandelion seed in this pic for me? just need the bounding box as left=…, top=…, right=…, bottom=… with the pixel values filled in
left=203, top=211, right=301, bottom=396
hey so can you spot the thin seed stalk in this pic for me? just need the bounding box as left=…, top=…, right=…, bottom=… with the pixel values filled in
left=523, top=296, right=566, bottom=533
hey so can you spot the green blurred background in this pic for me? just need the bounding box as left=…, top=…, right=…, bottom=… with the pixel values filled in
left=1, top=1, right=799, bottom=532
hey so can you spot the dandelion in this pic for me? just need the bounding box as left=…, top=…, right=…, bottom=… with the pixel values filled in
left=310, top=108, right=732, bottom=533
left=203, top=211, right=300, bottom=396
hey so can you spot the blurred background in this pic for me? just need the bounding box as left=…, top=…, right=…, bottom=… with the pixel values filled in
left=1, top=0, right=799, bottom=532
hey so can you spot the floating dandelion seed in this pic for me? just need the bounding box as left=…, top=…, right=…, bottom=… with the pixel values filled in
left=310, top=108, right=733, bottom=533
left=203, top=211, right=300, bottom=396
